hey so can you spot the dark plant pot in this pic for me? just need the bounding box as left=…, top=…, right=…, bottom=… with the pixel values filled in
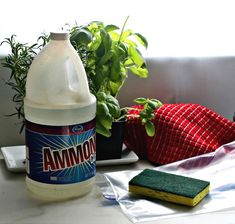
left=96, top=119, right=126, bottom=160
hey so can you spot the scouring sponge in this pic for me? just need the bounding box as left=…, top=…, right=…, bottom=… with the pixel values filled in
left=129, top=169, right=210, bottom=206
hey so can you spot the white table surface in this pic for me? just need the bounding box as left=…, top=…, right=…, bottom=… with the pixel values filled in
left=0, top=155, right=234, bottom=224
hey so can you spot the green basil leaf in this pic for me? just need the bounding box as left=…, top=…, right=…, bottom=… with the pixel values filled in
left=145, top=121, right=155, bottom=137
left=88, top=21, right=104, bottom=32
left=98, top=113, right=112, bottom=130
left=89, top=35, right=101, bottom=51
left=134, top=33, right=148, bottom=48
left=140, top=110, right=147, bottom=118
left=150, top=99, right=163, bottom=106
left=109, top=31, right=120, bottom=42
left=106, top=95, right=120, bottom=107
left=120, top=29, right=133, bottom=41
left=109, top=80, right=122, bottom=96
left=134, top=97, right=147, bottom=104
left=110, top=54, right=121, bottom=82
left=148, top=101, right=158, bottom=109
left=106, top=103, right=121, bottom=118
left=117, top=44, right=128, bottom=60
left=70, top=29, right=92, bottom=45
left=124, top=58, right=134, bottom=66
left=97, top=102, right=109, bottom=116
left=101, top=29, right=112, bottom=52
left=105, top=24, right=119, bottom=32
left=98, top=51, right=113, bottom=66
left=92, top=69, right=105, bottom=89
left=129, top=66, right=149, bottom=78
left=124, top=38, right=138, bottom=47
left=106, top=95, right=121, bottom=118
left=119, top=43, right=128, bottom=55
left=142, top=118, right=147, bottom=124
left=128, top=45, right=144, bottom=67
left=149, top=113, right=155, bottom=119
left=96, top=92, right=106, bottom=101
left=96, top=120, right=111, bottom=137
left=96, top=42, right=105, bottom=57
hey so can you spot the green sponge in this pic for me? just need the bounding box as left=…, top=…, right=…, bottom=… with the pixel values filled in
left=129, top=169, right=210, bottom=206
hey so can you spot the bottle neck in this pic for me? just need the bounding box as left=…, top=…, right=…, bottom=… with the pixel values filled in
left=50, top=38, right=70, bottom=43
left=49, top=39, right=71, bottom=48
left=49, top=32, right=69, bottom=41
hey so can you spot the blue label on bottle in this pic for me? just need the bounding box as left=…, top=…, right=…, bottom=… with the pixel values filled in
left=25, top=119, right=96, bottom=184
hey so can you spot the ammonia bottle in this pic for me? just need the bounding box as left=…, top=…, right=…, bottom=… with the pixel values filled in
left=24, top=32, right=96, bottom=200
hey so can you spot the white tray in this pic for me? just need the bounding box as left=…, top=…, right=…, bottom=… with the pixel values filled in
left=0, top=145, right=139, bottom=172
left=96, top=149, right=139, bottom=166
left=1, top=145, right=26, bottom=172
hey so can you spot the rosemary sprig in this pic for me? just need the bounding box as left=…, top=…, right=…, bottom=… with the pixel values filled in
left=0, top=35, right=48, bottom=132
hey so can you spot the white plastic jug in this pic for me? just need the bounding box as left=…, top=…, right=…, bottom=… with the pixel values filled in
left=24, top=32, right=96, bottom=200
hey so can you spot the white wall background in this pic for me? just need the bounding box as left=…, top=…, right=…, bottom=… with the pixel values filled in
left=1, top=0, right=235, bottom=57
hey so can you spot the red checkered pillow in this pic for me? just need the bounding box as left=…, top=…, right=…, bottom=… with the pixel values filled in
left=124, top=104, right=235, bottom=165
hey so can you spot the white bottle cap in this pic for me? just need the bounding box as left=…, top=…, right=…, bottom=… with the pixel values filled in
left=50, top=31, right=69, bottom=40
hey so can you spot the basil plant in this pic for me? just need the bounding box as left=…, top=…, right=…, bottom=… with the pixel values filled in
left=70, top=17, right=149, bottom=137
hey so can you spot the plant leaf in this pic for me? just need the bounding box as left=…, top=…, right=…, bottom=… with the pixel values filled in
left=109, top=80, right=123, bottom=97
left=97, top=102, right=109, bottom=116
left=120, top=29, right=133, bottom=41
left=148, top=100, right=158, bottom=109
left=101, top=29, right=112, bottom=52
left=134, top=33, right=148, bottom=48
left=96, top=91, right=106, bottom=101
left=96, top=120, right=111, bottom=137
left=106, top=102, right=121, bottom=118
left=98, top=114, right=112, bottom=130
left=98, top=51, right=113, bottom=66
left=109, top=31, right=120, bottom=42
left=110, top=53, right=121, bottom=82
left=106, top=95, right=121, bottom=118
left=145, top=121, right=155, bottom=137
left=129, top=66, right=149, bottom=78
left=106, top=95, right=119, bottom=107
left=124, top=58, right=134, bottom=66
left=96, top=41, right=105, bottom=57
left=105, top=24, right=119, bottom=32
left=124, top=38, right=138, bottom=48
left=151, top=99, right=163, bottom=106
left=134, top=97, right=147, bottom=104
left=70, top=29, right=92, bottom=45
left=128, top=45, right=144, bottom=67
left=89, top=35, right=101, bottom=51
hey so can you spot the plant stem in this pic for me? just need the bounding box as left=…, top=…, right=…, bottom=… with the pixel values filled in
left=124, top=106, right=142, bottom=111
left=118, top=16, right=129, bottom=45
left=115, top=107, right=143, bottom=121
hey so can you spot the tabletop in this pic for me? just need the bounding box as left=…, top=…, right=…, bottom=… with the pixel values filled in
left=0, top=156, right=235, bottom=224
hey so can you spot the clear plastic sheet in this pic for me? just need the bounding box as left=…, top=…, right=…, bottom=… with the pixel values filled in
left=97, top=141, right=235, bottom=223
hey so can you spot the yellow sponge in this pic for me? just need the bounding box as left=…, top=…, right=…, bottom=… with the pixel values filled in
left=129, top=169, right=210, bottom=206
